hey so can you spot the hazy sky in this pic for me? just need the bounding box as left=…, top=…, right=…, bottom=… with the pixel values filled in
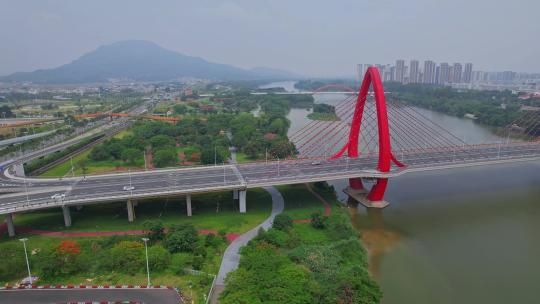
left=1, top=0, right=539, bottom=77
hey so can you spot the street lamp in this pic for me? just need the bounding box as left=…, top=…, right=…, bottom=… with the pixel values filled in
left=19, top=238, right=32, bottom=285
left=142, top=237, right=151, bottom=286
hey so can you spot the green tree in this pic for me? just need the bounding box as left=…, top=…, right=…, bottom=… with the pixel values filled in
left=153, top=148, right=178, bottom=167
left=143, top=220, right=165, bottom=242
left=121, top=148, right=140, bottom=165
left=272, top=213, right=293, bottom=231
left=166, top=224, right=199, bottom=253
left=150, top=134, right=175, bottom=148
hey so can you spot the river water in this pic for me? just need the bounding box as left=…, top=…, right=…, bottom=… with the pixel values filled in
left=263, top=81, right=540, bottom=304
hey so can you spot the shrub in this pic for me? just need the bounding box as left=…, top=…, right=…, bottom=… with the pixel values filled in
left=272, top=213, right=293, bottom=231
left=205, top=233, right=221, bottom=248
left=166, top=224, right=199, bottom=253
left=310, top=212, right=327, bottom=229
left=110, top=241, right=144, bottom=274
left=147, top=245, right=171, bottom=271
left=143, top=220, right=165, bottom=242
left=170, top=253, right=192, bottom=275
left=192, top=256, right=205, bottom=270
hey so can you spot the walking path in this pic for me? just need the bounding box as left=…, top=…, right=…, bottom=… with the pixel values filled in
left=209, top=186, right=284, bottom=303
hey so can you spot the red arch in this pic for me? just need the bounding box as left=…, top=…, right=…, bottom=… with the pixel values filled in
left=313, top=84, right=355, bottom=93
left=330, top=67, right=404, bottom=172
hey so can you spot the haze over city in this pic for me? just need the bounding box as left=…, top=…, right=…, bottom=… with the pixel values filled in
left=1, top=0, right=539, bottom=77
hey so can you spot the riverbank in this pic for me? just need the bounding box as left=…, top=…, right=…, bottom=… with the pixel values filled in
left=219, top=183, right=382, bottom=303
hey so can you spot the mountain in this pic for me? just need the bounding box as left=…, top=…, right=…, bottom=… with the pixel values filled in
left=0, top=40, right=297, bottom=84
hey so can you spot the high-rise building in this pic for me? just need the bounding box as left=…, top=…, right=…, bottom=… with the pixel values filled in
left=453, top=63, right=463, bottom=83
left=423, top=60, right=436, bottom=84
left=435, top=66, right=441, bottom=84
left=439, top=63, right=450, bottom=84
left=395, top=60, right=405, bottom=83
left=355, top=64, right=363, bottom=85
left=409, top=60, right=419, bottom=83
left=463, top=63, right=473, bottom=83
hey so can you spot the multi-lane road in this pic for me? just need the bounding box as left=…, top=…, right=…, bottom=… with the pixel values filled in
left=1, top=141, right=539, bottom=215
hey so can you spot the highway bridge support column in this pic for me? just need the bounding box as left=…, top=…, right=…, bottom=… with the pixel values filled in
left=349, top=178, right=366, bottom=192
left=127, top=199, right=136, bottom=222
left=62, top=205, right=72, bottom=227
left=6, top=213, right=15, bottom=237
left=239, top=190, right=246, bottom=213
left=233, top=190, right=239, bottom=200
left=186, top=194, right=192, bottom=217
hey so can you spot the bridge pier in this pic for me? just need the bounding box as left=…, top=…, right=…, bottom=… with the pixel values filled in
left=127, top=199, right=136, bottom=222
left=345, top=178, right=389, bottom=209
left=186, top=194, right=192, bottom=217
left=6, top=213, right=15, bottom=237
left=233, top=189, right=239, bottom=200
left=239, top=190, right=246, bottom=213
left=62, top=205, right=72, bottom=227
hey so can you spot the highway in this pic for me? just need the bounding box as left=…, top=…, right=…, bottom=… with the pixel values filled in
left=1, top=141, right=539, bottom=215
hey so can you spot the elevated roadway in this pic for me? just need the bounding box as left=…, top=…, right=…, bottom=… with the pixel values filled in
left=1, top=142, right=539, bottom=219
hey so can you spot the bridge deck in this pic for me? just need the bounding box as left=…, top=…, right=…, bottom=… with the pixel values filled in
left=0, top=142, right=539, bottom=215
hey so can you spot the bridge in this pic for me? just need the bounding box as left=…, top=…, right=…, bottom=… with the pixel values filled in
left=1, top=67, right=539, bottom=237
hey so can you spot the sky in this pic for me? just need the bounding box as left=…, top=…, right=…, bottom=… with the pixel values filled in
left=0, top=0, right=539, bottom=77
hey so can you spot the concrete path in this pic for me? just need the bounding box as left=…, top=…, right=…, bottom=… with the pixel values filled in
left=210, top=186, right=284, bottom=303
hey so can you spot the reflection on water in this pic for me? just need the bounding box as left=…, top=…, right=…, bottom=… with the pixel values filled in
left=262, top=81, right=540, bottom=303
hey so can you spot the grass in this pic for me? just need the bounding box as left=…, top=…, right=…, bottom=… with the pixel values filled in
left=9, top=189, right=272, bottom=234
left=235, top=152, right=256, bottom=163
left=276, top=184, right=332, bottom=219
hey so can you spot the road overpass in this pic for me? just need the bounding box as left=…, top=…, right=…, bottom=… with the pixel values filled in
left=1, top=141, right=539, bottom=237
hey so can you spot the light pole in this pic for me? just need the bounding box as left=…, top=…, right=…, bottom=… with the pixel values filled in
left=70, top=157, right=75, bottom=177
left=142, top=238, right=151, bottom=286
left=19, top=238, right=32, bottom=284
left=129, top=168, right=133, bottom=196
left=214, top=146, right=217, bottom=166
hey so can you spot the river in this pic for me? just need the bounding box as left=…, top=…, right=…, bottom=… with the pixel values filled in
left=262, top=81, right=540, bottom=304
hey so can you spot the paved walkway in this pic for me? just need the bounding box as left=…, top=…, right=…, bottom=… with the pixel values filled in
left=210, top=186, right=284, bottom=303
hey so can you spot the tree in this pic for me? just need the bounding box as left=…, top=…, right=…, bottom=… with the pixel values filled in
left=173, top=104, right=188, bottom=114
left=143, top=220, right=165, bottom=241
left=166, top=224, right=199, bottom=253
left=89, top=145, right=110, bottom=161
left=121, top=148, right=140, bottom=165
left=150, top=134, right=175, bottom=148
left=272, top=213, right=293, bottom=231
left=77, top=159, right=89, bottom=176
left=153, top=148, right=178, bottom=167
left=200, top=146, right=228, bottom=165
left=0, top=105, right=14, bottom=118
left=269, top=140, right=296, bottom=158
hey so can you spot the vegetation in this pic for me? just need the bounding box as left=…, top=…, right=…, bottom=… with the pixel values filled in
left=307, top=103, right=339, bottom=121
left=220, top=209, right=381, bottom=303
left=23, top=134, right=103, bottom=174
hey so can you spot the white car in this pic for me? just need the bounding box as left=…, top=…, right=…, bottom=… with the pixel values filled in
left=311, top=160, right=322, bottom=165
left=123, top=186, right=135, bottom=191
left=51, top=193, right=66, bottom=200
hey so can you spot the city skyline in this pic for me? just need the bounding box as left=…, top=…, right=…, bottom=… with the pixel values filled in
left=356, top=60, right=540, bottom=86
